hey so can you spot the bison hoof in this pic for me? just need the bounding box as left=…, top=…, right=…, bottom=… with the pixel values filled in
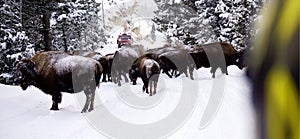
left=88, top=107, right=94, bottom=112
left=50, top=107, right=59, bottom=111
left=102, top=80, right=107, bottom=82
left=81, top=109, right=88, bottom=113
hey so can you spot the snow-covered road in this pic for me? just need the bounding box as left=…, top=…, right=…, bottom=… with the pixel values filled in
left=0, top=66, right=255, bottom=139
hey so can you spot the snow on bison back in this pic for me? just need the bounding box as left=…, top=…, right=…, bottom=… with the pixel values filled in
left=16, top=51, right=103, bottom=113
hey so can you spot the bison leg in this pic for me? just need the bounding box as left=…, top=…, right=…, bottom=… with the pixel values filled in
left=124, top=74, right=129, bottom=83
left=117, top=72, right=122, bottom=86
left=225, top=67, right=228, bottom=75
left=132, top=79, right=137, bottom=85
left=153, top=81, right=157, bottom=95
left=50, top=93, right=61, bottom=111
left=154, top=81, right=157, bottom=95
left=117, top=79, right=121, bottom=86
left=171, top=70, right=176, bottom=77
left=165, top=69, right=173, bottom=78
left=88, top=91, right=96, bottom=112
left=102, top=73, right=107, bottom=82
left=142, top=85, right=146, bottom=92
left=82, top=90, right=92, bottom=113
left=210, top=67, right=217, bottom=78
left=149, top=81, right=153, bottom=96
left=108, top=73, right=112, bottom=82
left=142, top=78, right=149, bottom=94
left=189, top=67, right=194, bottom=80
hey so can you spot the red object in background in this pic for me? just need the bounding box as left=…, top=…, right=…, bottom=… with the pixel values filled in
left=117, top=33, right=132, bottom=48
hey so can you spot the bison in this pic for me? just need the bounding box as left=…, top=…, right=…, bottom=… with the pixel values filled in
left=146, top=45, right=194, bottom=79
left=98, top=53, right=114, bottom=82
left=188, top=42, right=245, bottom=78
left=129, top=57, right=160, bottom=96
left=157, top=49, right=194, bottom=79
left=111, top=45, right=145, bottom=86
left=16, top=51, right=103, bottom=113
left=81, top=52, right=114, bottom=83
left=71, top=51, right=114, bottom=82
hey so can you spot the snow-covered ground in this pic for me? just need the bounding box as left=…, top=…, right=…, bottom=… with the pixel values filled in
left=0, top=66, right=256, bottom=139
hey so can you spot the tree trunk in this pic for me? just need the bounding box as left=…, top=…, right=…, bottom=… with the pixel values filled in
left=62, top=22, right=68, bottom=52
left=42, top=12, right=53, bottom=51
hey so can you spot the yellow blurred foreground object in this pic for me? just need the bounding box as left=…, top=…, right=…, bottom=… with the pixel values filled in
left=248, top=0, right=299, bottom=138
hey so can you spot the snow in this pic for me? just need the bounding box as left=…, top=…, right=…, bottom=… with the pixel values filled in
left=0, top=73, right=12, bottom=78
left=219, top=13, right=231, bottom=18
left=7, top=52, right=22, bottom=60
left=0, top=66, right=256, bottom=139
left=1, top=42, right=6, bottom=49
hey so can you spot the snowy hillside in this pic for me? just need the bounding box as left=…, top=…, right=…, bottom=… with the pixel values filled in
left=97, top=0, right=166, bottom=51
left=0, top=66, right=255, bottom=139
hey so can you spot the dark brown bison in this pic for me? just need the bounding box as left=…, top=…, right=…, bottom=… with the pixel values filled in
left=16, top=51, right=103, bottom=113
left=157, top=49, right=194, bottom=79
left=146, top=45, right=195, bottom=79
left=129, top=57, right=160, bottom=96
left=81, top=52, right=114, bottom=83
left=98, top=53, right=114, bottom=82
left=111, top=45, right=145, bottom=86
left=72, top=51, right=114, bottom=82
left=188, top=42, right=245, bottom=78
left=129, top=53, right=159, bottom=85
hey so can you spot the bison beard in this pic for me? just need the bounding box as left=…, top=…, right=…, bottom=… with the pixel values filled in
left=16, top=51, right=102, bottom=113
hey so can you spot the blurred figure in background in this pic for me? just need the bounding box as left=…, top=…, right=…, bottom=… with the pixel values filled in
left=247, top=0, right=299, bottom=139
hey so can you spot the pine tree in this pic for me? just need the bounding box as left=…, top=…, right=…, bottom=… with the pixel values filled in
left=153, top=0, right=208, bottom=45
left=22, top=0, right=57, bottom=52
left=51, top=0, right=104, bottom=52
left=0, top=0, right=31, bottom=84
left=153, top=0, right=263, bottom=48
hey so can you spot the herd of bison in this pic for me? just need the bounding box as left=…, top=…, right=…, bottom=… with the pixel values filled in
left=16, top=42, right=247, bottom=113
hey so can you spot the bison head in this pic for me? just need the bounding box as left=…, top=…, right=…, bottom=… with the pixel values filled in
left=99, top=57, right=108, bottom=67
left=16, top=59, right=37, bottom=90
left=129, top=65, right=139, bottom=85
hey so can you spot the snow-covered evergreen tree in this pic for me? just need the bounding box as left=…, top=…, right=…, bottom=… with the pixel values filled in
left=154, top=0, right=263, bottom=48
left=153, top=0, right=202, bottom=44
left=0, top=0, right=33, bottom=84
left=22, top=0, right=57, bottom=51
left=212, top=0, right=262, bottom=49
left=51, top=0, right=105, bottom=52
